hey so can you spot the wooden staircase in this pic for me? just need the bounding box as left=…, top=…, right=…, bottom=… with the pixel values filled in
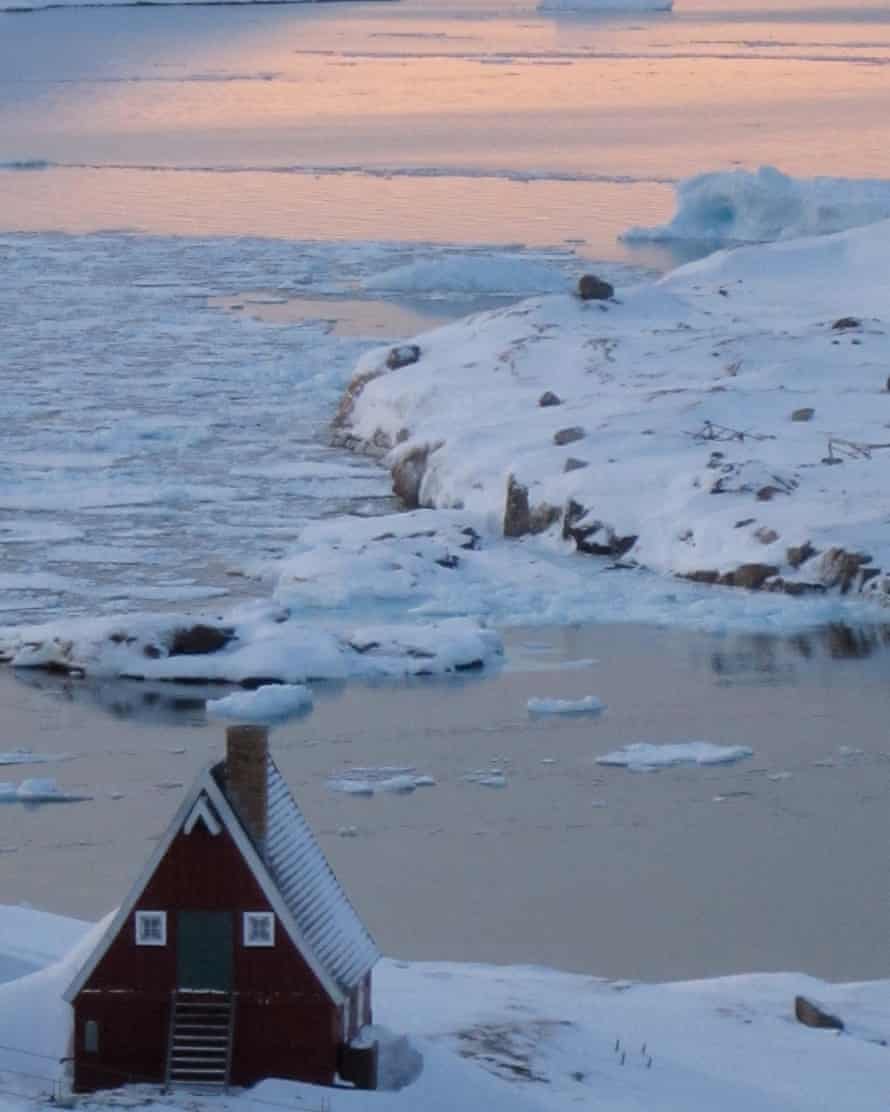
left=165, top=993, right=235, bottom=1089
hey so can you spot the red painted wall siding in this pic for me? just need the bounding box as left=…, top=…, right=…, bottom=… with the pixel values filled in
left=74, top=818, right=343, bottom=1091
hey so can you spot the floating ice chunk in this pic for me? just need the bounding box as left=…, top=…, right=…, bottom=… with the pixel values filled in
left=327, top=767, right=435, bottom=796
left=596, top=742, right=753, bottom=771
left=463, top=769, right=508, bottom=788
left=624, top=166, right=890, bottom=244
left=206, top=683, right=313, bottom=723
left=0, top=778, right=90, bottom=803
left=363, top=254, right=570, bottom=296
left=527, top=695, right=606, bottom=715
left=0, top=751, right=71, bottom=767
left=541, top=0, right=672, bottom=10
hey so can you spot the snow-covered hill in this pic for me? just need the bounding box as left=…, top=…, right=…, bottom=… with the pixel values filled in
left=337, top=216, right=890, bottom=612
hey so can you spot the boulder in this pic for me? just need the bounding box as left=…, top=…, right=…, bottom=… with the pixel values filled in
left=391, top=444, right=434, bottom=509
left=169, top=625, right=235, bottom=656
left=385, top=344, right=421, bottom=370
left=794, top=995, right=844, bottom=1031
left=791, top=407, right=814, bottom=422
left=503, top=477, right=559, bottom=538
left=720, top=563, right=779, bottom=590
left=563, top=457, right=589, bottom=473
left=562, top=499, right=637, bottom=557
left=754, top=526, right=779, bottom=545
left=831, top=317, right=860, bottom=331
left=818, top=547, right=872, bottom=593
left=332, top=368, right=385, bottom=437
left=554, top=426, right=586, bottom=447
left=787, top=541, right=817, bottom=568
left=577, top=274, right=614, bottom=301
left=504, top=475, right=531, bottom=538
left=538, top=391, right=562, bottom=407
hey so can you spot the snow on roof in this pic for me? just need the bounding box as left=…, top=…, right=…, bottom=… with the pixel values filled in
left=260, top=759, right=379, bottom=993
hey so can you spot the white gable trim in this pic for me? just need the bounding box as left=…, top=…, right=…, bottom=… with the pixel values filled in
left=184, top=794, right=221, bottom=837
left=64, top=764, right=345, bottom=1006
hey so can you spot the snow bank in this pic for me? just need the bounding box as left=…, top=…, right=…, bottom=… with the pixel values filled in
left=625, top=166, right=890, bottom=244
left=597, top=741, right=754, bottom=770
left=0, top=906, right=90, bottom=985
left=206, top=683, right=313, bottom=723
left=336, top=217, right=890, bottom=618
left=4, top=905, right=890, bottom=1112
left=527, top=695, right=605, bottom=715
left=363, top=255, right=571, bottom=296
left=0, top=607, right=502, bottom=685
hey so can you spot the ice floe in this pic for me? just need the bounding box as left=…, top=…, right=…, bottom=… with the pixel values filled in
left=0, top=778, right=90, bottom=803
left=0, top=750, right=70, bottom=766
left=527, top=695, right=605, bottom=715
left=363, top=254, right=572, bottom=296
left=0, top=608, right=502, bottom=685
left=327, top=767, right=436, bottom=795
left=596, top=742, right=754, bottom=771
left=206, top=683, right=314, bottom=723
left=625, top=166, right=890, bottom=244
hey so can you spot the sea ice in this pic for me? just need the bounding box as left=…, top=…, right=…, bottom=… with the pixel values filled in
left=327, top=767, right=435, bottom=795
left=0, top=750, right=70, bottom=766
left=527, top=695, right=605, bottom=715
left=364, top=253, right=572, bottom=295
left=205, top=683, right=314, bottom=723
left=596, top=742, right=754, bottom=770
left=625, top=166, right=890, bottom=244
left=0, top=778, right=90, bottom=803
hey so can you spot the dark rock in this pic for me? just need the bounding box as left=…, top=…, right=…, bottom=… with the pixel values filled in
left=385, top=343, right=421, bottom=370
left=143, top=644, right=162, bottom=659
left=459, top=527, right=482, bottom=550
left=819, top=547, right=872, bottom=593
left=577, top=274, right=614, bottom=301
left=538, top=391, right=562, bottom=407
left=169, top=625, right=235, bottom=656
left=504, top=475, right=531, bottom=538
left=681, top=569, right=720, bottom=584
left=563, top=457, right=589, bottom=473
left=831, top=317, right=860, bottom=331
left=734, top=518, right=755, bottom=529
left=562, top=499, right=637, bottom=557
left=332, top=368, right=385, bottom=435
left=795, top=995, right=844, bottom=1031
left=791, top=407, right=814, bottom=422
left=754, top=526, right=779, bottom=545
left=756, top=486, right=781, bottom=501
left=554, top=426, right=585, bottom=447
left=720, top=563, right=779, bottom=590
left=391, top=443, right=436, bottom=509
left=767, top=578, right=826, bottom=597
left=529, top=503, right=561, bottom=534
left=435, top=554, right=459, bottom=569
left=787, top=541, right=817, bottom=568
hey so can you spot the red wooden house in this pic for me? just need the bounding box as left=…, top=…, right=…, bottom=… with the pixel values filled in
left=64, top=725, right=379, bottom=1093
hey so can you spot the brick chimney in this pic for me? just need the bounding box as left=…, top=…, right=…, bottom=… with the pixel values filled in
left=225, top=724, right=268, bottom=852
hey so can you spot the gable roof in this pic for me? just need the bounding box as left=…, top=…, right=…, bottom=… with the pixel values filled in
left=64, top=757, right=379, bottom=1006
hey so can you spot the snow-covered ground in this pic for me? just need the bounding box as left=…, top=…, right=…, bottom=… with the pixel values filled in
left=2, top=906, right=890, bottom=1112
left=337, top=211, right=890, bottom=618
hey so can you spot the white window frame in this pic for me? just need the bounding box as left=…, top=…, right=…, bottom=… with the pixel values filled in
left=243, top=911, right=275, bottom=948
left=134, top=910, right=167, bottom=947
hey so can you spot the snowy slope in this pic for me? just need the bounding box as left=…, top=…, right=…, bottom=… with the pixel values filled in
left=337, top=216, right=890, bottom=613
left=1, top=907, right=890, bottom=1112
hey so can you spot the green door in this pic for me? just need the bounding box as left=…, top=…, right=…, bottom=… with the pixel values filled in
left=177, top=911, right=233, bottom=991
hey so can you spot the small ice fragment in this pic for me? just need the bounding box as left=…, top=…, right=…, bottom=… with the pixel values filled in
left=464, top=769, right=507, bottom=788
left=337, top=826, right=359, bottom=837
left=591, top=800, right=607, bottom=808
left=767, top=772, right=791, bottom=782
left=528, top=695, right=606, bottom=716
left=597, top=742, right=753, bottom=771
left=540, top=758, right=557, bottom=765
left=206, top=683, right=313, bottom=723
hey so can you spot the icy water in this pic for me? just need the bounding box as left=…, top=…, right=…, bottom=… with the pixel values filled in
left=2, top=0, right=890, bottom=980
left=2, top=621, right=890, bottom=981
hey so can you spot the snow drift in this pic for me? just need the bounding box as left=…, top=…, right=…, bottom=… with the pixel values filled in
left=625, top=166, right=890, bottom=244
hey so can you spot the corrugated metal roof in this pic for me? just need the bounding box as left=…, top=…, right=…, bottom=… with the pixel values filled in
left=262, top=759, right=379, bottom=993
